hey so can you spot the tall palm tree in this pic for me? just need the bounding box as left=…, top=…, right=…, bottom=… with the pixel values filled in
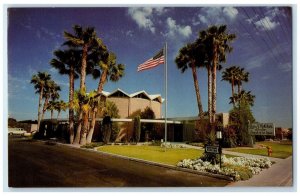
left=222, top=66, right=239, bottom=106
left=205, top=25, right=236, bottom=124
left=86, top=52, right=125, bottom=144
left=41, top=80, right=61, bottom=122
left=175, top=42, right=206, bottom=118
left=63, top=25, right=99, bottom=144
left=30, top=72, right=52, bottom=131
left=50, top=49, right=80, bottom=144
left=236, top=68, right=249, bottom=94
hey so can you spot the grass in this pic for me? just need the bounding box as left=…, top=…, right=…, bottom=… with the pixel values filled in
left=228, top=141, right=293, bottom=159
left=97, top=145, right=203, bottom=166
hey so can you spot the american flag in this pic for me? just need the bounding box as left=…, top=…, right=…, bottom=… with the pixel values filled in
left=137, top=49, right=165, bottom=72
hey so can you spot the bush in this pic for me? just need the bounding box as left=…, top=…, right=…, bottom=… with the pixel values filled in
left=222, top=126, right=237, bottom=148
left=255, top=135, right=266, bottom=142
left=133, top=116, right=141, bottom=142
left=102, top=116, right=112, bottom=144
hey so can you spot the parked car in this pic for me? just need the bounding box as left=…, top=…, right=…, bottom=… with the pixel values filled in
left=8, top=128, right=27, bottom=136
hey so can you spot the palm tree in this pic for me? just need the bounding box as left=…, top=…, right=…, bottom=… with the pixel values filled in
left=86, top=51, right=125, bottom=144
left=41, top=80, right=61, bottom=122
left=73, top=88, right=97, bottom=145
left=50, top=49, right=81, bottom=144
left=55, top=100, right=68, bottom=120
left=235, top=90, right=255, bottom=107
left=30, top=72, right=52, bottom=131
left=175, top=42, right=206, bottom=118
left=222, top=66, right=239, bottom=106
left=47, top=100, right=57, bottom=120
left=63, top=25, right=99, bottom=144
left=236, top=68, right=249, bottom=94
left=205, top=25, right=236, bottom=124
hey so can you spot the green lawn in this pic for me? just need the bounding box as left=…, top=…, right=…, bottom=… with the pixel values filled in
left=228, top=141, right=293, bottom=159
left=97, top=145, right=203, bottom=165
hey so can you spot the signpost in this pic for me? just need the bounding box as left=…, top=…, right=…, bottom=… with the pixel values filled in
left=249, top=122, right=275, bottom=136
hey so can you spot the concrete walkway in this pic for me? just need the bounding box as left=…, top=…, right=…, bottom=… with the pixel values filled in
left=227, top=156, right=293, bottom=187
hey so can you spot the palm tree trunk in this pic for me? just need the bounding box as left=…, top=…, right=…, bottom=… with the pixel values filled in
left=75, top=44, right=88, bottom=145
left=212, top=44, right=218, bottom=124
left=80, top=45, right=88, bottom=90
left=231, top=78, right=235, bottom=107
left=73, top=111, right=82, bottom=144
left=69, top=65, right=75, bottom=144
left=238, top=83, right=241, bottom=94
left=80, top=111, right=89, bottom=145
left=191, top=63, right=203, bottom=118
left=207, top=67, right=212, bottom=123
left=37, top=87, right=44, bottom=131
left=51, top=110, right=54, bottom=120
left=41, top=97, right=50, bottom=122
left=86, top=70, right=108, bottom=144
left=57, top=111, right=61, bottom=120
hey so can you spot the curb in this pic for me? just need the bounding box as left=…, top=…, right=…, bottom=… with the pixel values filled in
left=52, top=141, right=234, bottom=181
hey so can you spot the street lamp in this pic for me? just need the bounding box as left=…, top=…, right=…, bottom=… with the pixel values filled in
left=216, top=127, right=222, bottom=169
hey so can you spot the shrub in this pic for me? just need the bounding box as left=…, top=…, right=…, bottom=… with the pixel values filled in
left=222, top=126, right=237, bottom=148
left=133, top=116, right=141, bottom=142
left=102, top=116, right=112, bottom=144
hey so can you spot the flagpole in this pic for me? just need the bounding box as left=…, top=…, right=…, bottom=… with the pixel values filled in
left=164, top=42, right=167, bottom=151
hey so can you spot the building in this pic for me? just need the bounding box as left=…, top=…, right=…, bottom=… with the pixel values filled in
left=98, top=88, right=164, bottom=118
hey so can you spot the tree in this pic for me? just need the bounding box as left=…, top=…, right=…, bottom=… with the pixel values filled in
left=41, top=80, right=61, bottom=123
left=55, top=100, right=68, bottom=120
left=47, top=100, right=57, bottom=120
left=101, top=101, right=121, bottom=142
left=63, top=25, right=98, bottom=144
left=50, top=49, right=81, bottom=144
left=231, top=90, right=255, bottom=107
left=229, top=90, right=255, bottom=146
left=236, top=68, right=249, bottom=94
left=140, top=107, right=156, bottom=141
left=31, top=72, right=52, bottom=130
left=204, top=25, right=236, bottom=124
left=133, top=116, right=141, bottom=142
left=175, top=42, right=206, bottom=118
left=86, top=51, right=125, bottom=144
left=222, top=66, right=239, bottom=106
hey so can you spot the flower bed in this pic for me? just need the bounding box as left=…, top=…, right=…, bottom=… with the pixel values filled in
left=177, top=155, right=273, bottom=181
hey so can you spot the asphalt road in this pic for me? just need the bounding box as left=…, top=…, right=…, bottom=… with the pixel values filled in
left=8, top=137, right=230, bottom=188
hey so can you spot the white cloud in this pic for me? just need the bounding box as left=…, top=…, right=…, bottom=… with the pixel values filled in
left=254, top=16, right=279, bottom=31
left=166, top=17, right=192, bottom=38
left=193, top=7, right=238, bottom=26
left=128, top=7, right=166, bottom=34
left=223, top=7, right=238, bottom=20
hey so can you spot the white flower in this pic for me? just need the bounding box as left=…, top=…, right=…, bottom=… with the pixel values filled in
left=177, top=155, right=273, bottom=181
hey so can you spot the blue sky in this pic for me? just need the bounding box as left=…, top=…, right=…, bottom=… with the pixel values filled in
left=7, top=6, right=293, bottom=128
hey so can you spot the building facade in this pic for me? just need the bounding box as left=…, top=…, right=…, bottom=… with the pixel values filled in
left=98, top=88, right=163, bottom=119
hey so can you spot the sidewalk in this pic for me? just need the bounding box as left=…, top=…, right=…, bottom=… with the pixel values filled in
left=227, top=156, right=293, bottom=187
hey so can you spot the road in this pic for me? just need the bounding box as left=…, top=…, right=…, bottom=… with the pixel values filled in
left=8, top=137, right=230, bottom=187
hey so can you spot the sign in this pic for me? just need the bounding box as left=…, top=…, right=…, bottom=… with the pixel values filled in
left=249, top=123, right=275, bottom=136
left=205, top=145, right=219, bottom=154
